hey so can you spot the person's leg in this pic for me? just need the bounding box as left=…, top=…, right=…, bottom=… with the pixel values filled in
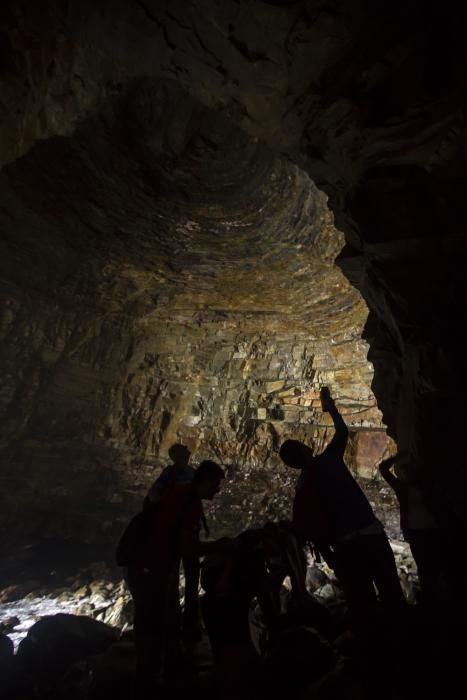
left=163, top=566, right=184, bottom=678
left=200, top=594, right=219, bottom=664
left=333, top=538, right=378, bottom=613
left=334, top=537, right=403, bottom=696
left=360, top=532, right=411, bottom=693
left=364, top=533, right=406, bottom=607
left=332, top=537, right=383, bottom=667
left=218, top=598, right=260, bottom=700
left=406, top=529, right=443, bottom=605
left=128, top=572, right=169, bottom=694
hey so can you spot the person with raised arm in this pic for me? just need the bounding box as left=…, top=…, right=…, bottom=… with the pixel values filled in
left=279, top=386, right=405, bottom=619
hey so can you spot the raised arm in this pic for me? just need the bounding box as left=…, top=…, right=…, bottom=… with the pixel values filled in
left=320, top=387, right=348, bottom=455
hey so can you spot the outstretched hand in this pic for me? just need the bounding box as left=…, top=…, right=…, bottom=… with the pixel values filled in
left=320, top=386, right=334, bottom=412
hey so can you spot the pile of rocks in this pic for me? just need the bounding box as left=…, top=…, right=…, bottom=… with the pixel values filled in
left=0, top=537, right=420, bottom=652
left=0, top=541, right=426, bottom=699
left=0, top=562, right=133, bottom=650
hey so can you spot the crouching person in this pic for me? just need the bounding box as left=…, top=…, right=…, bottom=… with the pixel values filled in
left=200, top=526, right=286, bottom=699
left=124, top=460, right=233, bottom=694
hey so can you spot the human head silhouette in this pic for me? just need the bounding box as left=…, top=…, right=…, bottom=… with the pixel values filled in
left=193, top=460, right=225, bottom=500
left=168, top=443, right=191, bottom=467
left=279, top=439, right=314, bottom=469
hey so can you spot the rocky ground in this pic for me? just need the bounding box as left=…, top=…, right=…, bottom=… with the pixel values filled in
left=0, top=484, right=430, bottom=700
left=0, top=525, right=424, bottom=700
left=0, top=475, right=406, bottom=647
left=0, top=537, right=418, bottom=649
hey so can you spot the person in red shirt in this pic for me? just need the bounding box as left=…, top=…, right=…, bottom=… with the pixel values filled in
left=126, top=460, right=233, bottom=692
left=143, top=442, right=210, bottom=542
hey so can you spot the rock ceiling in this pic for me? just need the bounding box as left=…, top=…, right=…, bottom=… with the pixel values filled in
left=0, top=0, right=466, bottom=540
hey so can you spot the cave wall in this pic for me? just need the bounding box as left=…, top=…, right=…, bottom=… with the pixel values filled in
left=0, top=86, right=387, bottom=540
left=1, top=0, right=466, bottom=540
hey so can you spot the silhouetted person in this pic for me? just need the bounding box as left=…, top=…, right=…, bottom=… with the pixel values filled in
left=279, top=387, right=405, bottom=620
left=143, top=442, right=209, bottom=642
left=126, top=460, right=233, bottom=693
left=379, top=452, right=446, bottom=604
left=200, top=526, right=283, bottom=699
left=144, top=442, right=210, bottom=538
left=143, top=443, right=195, bottom=509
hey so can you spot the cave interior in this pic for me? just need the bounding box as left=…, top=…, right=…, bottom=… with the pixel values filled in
left=0, top=0, right=466, bottom=696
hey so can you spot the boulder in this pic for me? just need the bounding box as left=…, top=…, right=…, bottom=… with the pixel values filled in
left=16, top=613, right=119, bottom=680
left=0, top=632, right=14, bottom=663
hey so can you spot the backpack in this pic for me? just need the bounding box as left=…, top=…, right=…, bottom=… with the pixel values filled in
left=115, top=505, right=159, bottom=567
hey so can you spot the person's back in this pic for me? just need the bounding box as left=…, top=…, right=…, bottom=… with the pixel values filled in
left=202, top=530, right=269, bottom=602
left=296, top=451, right=376, bottom=545
left=200, top=527, right=278, bottom=680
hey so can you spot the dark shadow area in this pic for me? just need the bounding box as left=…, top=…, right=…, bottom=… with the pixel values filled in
left=0, top=539, right=116, bottom=592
